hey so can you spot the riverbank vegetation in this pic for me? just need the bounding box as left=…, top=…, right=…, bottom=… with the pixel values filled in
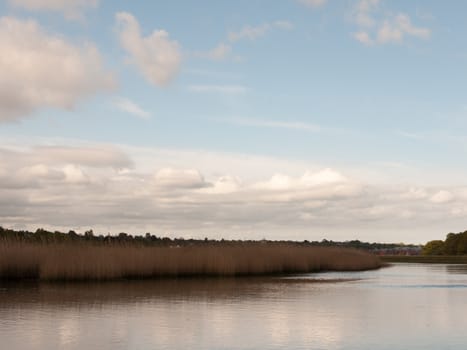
left=423, top=231, right=467, bottom=256
left=0, top=227, right=381, bottom=281
left=0, top=227, right=417, bottom=250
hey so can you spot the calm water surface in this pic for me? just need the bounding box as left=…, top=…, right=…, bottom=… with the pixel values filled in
left=1, top=263, right=467, bottom=349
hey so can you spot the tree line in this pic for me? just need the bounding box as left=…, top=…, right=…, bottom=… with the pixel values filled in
left=0, top=226, right=416, bottom=250
left=423, top=231, right=467, bottom=255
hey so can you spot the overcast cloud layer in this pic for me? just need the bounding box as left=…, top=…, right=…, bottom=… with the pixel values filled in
left=1, top=139, right=465, bottom=243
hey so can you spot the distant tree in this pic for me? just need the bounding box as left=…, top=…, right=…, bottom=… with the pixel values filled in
left=422, top=240, right=445, bottom=255
left=457, top=233, right=467, bottom=255
left=118, top=232, right=130, bottom=241
left=84, top=229, right=94, bottom=239
left=444, top=233, right=461, bottom=255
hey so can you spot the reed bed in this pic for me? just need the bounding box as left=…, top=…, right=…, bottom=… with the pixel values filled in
left=0, top=242, right=381, bottom=281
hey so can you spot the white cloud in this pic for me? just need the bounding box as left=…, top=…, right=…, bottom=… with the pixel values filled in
left=1, top=139, right=466, bottom=242
left=0, top=145, right=132, bottom=169
left=40, top=146, right=132, bottom=169
left=351, top=0, right=431, bottom=45
left=377, top=14, right=430, bottom=44
left=256, top=174, right=293, bottom=191
left=20, top=164, right=50, bottom=178
left=353, top=0, right=379, bottom=27
left=430, top=190, right=454, bottom=204
left=16, top=163, right=64, bottom=186
left=0, top=16, right=115, bottom=122
left=196, top=20, right=292, bottom=61
left=401, top=187, right=428, bottom=200
left=394, top=14, right=431, bottom=39
left=228, top=21, right=293, bottom=42
left=301, top=168, right=347, bottom=186
left=63, top=164, right=89, bottom=184
left=197, top=43, right=232, bottom=61
left=253, top=169, right=359, bottom=203
left=188, top=85, right=247, bottom=94
left=228, top=23, right=270, bottom=42
left=8, top=0, right=98, bottom=20
left=353, top=31, right=373, bottom=45
left=113, top=97, right=151, bottom=119
left=298, top=0, right=327, bottom=8
left=115, top=12, right=181, bottom=86
left=199, top=176, right=242, bottom=194
left=154, top=168, right=208, bottom=189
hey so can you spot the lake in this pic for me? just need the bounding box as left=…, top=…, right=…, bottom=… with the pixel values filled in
left=1, top=263, right=467, bottom=349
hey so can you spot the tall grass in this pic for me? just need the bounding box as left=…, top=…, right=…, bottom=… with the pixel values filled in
left=0, top=241, right=381, bottom=281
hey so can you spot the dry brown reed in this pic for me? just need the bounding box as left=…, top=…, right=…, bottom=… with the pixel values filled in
left=0, top=242, right=381, bottom=281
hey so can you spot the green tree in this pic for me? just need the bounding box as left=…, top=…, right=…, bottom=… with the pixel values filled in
left=444, top=233, right=461, bottom=255
left=422, top=240, right=445, bottom=255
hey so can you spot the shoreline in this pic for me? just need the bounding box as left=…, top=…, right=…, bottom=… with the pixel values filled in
left=381, top=255, right=467, bottom=264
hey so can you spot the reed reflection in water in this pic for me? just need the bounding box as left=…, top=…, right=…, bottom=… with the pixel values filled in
left=2, top=264, right=467, bottom=350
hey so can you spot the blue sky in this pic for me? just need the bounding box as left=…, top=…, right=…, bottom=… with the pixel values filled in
left=1, top=0, right=467, bottom=243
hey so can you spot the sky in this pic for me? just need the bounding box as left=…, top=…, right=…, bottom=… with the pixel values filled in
left=1, top=0, right=467, bottom=243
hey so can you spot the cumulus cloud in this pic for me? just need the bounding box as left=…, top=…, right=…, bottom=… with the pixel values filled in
left=401, top=187, right=428, bottom=200
left=253, top=169, right=360, bottom=202
left=115, top=12, right=181, bottom=86
left=351, top=0, right=431, bottom=45
left=430, top=190, right=454, bottom=204
left=0, top=140, right=465, bottom=242
left=8, top=0, right=98, bottom=20
left=0, top=16, right=115, bottom=122
left=154, top=168, right=208, bottom=189
left=377, top=14, right=431, bottom=44
left=199, top=176, right=242, bottom=195
left=15, top=163, right=64, bottom=188
left=62, top=164, right=89, bottom=184
left=0, top=147, right=363, bottom=234
left=353, top=31, right=373, bottom=45
left=301, top=168, right=348, bottom=186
